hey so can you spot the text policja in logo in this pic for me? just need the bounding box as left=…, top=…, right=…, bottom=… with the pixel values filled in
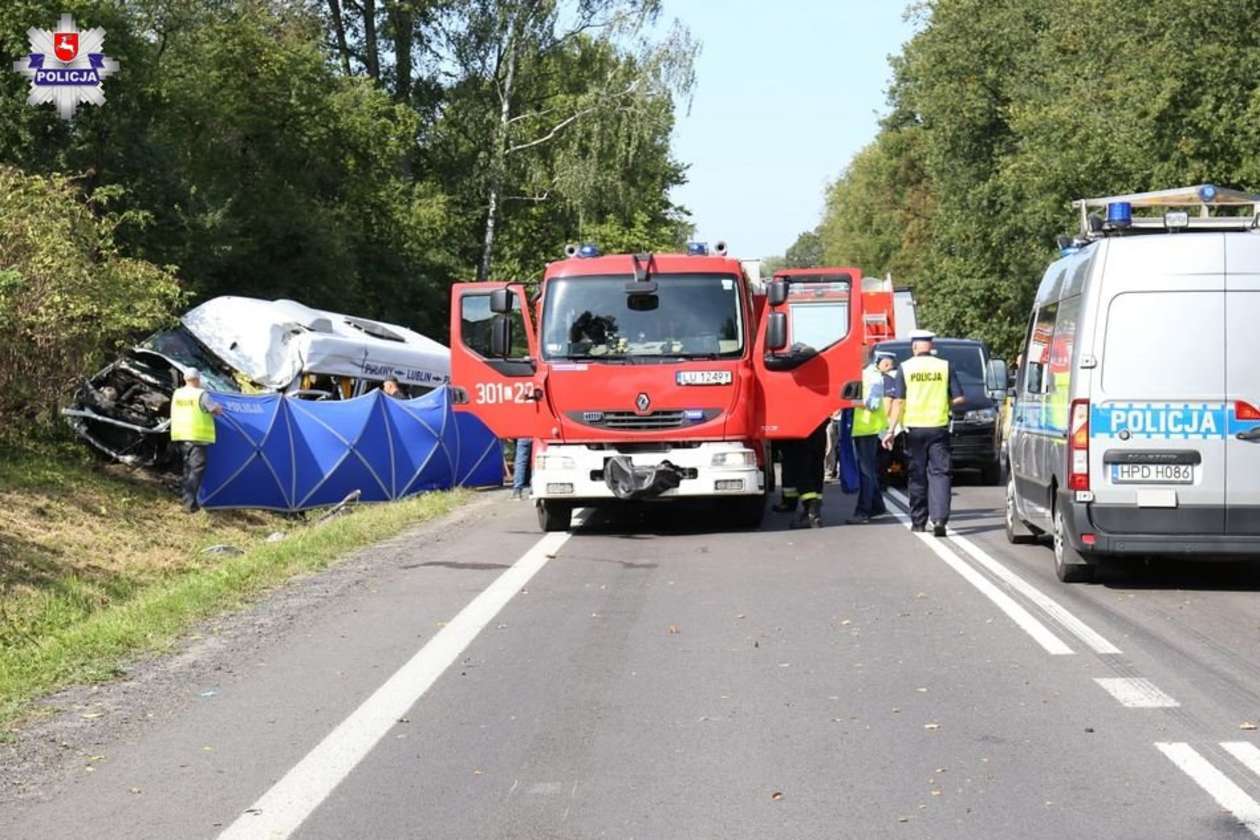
left=12, top=14, right=119, bottom=120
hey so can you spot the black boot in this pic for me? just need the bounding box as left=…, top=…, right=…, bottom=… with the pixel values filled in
left=790, top=499, right=822, bottom=529
left=772, top=496, right=799, bottom=513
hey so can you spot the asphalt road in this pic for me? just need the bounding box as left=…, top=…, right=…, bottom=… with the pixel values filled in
left=6, top=480, right=1260, bottom=839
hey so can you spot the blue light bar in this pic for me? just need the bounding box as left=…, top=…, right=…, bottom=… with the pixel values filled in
left=684, top=409, right=704, bottom=421
left=1198, top=184, right=1218, bottom=203
left=1105, top=201, right=1132, bottom=228
left=578, top=243, right=601, bottom=258
left=686, top=241, right=708, bottom=256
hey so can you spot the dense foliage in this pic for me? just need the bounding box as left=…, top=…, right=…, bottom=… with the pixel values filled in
left=0, top=167, right=184, bottom=429
left=818, top=0, right=1260, bottom=356
left=0, top=0, right=692, bottom=332
left=0, top=0, right=693, bottom=432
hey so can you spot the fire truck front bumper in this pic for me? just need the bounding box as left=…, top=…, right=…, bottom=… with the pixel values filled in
left=531, top=442, right=765, bottom=502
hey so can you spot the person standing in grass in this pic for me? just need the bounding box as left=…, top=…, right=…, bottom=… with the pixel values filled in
left=170, top=369, right=223, bottom=513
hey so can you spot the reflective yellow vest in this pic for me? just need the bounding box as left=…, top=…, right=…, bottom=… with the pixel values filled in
left=852, top=364, right=888, bottom=437
left=170, top=386, right=216, bottom=443
left=900, top=354, right=951, bottom=428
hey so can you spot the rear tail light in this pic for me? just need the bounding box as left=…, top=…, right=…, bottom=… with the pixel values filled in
left=1081, top=533, right=1097, bottom=547
left=1237, top=401, right=1260, bottom=421
left=1068, top=399, right=1090, bottom=491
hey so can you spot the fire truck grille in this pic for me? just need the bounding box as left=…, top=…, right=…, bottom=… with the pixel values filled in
left=566, top=409, right=721, bottom=430
left=601, top=410, right=687, bottom=429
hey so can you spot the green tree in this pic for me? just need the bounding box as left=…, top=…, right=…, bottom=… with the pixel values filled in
left=0, top=167, right=183, bottom=430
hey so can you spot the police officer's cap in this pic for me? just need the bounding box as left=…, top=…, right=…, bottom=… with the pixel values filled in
left=185, top=368, right=203, bottom=382
left=909, top=329, right=936, bottom=342
left=874, top=350, right=897, bottom=360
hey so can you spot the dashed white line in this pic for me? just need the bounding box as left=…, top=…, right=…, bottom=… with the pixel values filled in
left=1093, top=677, right=1179, bottom=708
left=886, top=489, right=1121, bottom=656
left=1156, top=742, right=1260, bottom=837
left=217, top=526, right=576, bottom=840
left=1222, top=742, right=1260, bottom=781
left=882, top=496, right=1074, bottom=655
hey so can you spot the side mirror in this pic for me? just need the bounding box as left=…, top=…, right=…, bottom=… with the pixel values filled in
left=986, top=358, right=1008, bottom=392
left=765, top=311, right=787, bottom=351
left=490, top=313, right=513, bottom=357
left=767, top=279, right=788, bottom=307
left=489, top=288, right=512, bottom=315
left=841, top=380, right=862, bottom=400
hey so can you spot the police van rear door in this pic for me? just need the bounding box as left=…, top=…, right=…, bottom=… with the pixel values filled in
left=1089, top=236, right=1227, bottom=536
left=1224, top=236, right=1260, bottom=536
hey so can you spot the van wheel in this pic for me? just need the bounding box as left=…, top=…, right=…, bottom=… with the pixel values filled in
left=1053, top=506, right=1093, bottom=583
left=1005, top=476, right=1037, bottom=544
left=537, top=500, right=572, bottom=533
left=734, top=494, right=766, bottom=530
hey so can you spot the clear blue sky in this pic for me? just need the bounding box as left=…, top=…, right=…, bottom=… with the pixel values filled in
left=660, top=1, right=916, bottom=259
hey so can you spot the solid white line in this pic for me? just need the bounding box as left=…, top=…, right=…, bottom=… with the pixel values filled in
left=886, top=488, right=1121, bottom=655
left=1156, top=742, right=1260, bottom=837
left=1093, top=677, right=1179, bottom=708
left=1222, top=742, right=1260, bottom=781
left=217, top=527, right=575, bottom=840
left=881, top=496, right=1074, bottom=655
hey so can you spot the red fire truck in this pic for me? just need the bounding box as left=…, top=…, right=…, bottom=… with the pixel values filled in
left=448, top=244, right=866, bottom=531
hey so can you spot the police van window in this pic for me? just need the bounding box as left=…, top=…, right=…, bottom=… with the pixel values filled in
left=460, top=292, right=530, bottom=359
left=786, top=279, right=850, bottom=352
left=1102, top=291, right=1224, bottom=397
left=1024, top=302, right=1057, bottom=395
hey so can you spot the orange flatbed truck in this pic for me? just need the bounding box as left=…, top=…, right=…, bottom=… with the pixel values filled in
left=449, top=244, right=866, bottom=532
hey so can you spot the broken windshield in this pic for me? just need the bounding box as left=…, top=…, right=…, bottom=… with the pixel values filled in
left=541, top=274, right=744, bottom=361
left=140, top=326, right=241, bottom=393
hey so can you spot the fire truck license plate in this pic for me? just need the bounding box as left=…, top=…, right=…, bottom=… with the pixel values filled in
left=1110, top=463, right=1193, bottom=484
left=676, top=370, right=732, bottom=386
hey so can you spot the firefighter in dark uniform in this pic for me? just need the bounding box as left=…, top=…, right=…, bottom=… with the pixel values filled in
left=883, top=330, right=964, bottom=536
left=770, top=342, right=830, bottom=529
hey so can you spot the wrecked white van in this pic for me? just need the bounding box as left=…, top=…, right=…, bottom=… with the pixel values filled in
left=64, top=296, right=451, bottom=466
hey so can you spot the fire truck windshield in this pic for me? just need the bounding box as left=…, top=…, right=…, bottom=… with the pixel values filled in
left=541, top=274, right=743, bottom=361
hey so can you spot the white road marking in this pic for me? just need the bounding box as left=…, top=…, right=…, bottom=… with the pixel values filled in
left=217, top=526, right=577, bottom=840
left=885, top=488, right=1121, bottom=655
left=1156, top=742, right=1260, bottom=837
left=882, top=496, right=1074, bottom=655
left=1222, top=742, right=1260, bottom=780
left=1093, top=677, right=1179, bottom=708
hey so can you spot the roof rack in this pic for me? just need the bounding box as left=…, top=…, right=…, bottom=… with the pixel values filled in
left=1073, top=184, right=1260, bottom=240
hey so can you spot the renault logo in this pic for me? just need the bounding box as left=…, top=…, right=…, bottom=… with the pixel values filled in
left=635, top=392, right=651, bottom=413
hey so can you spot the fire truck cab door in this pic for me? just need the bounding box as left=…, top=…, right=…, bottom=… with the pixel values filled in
left=753, top=275, right=863, bottom=439
left=449, top=283, right=553, bottom=439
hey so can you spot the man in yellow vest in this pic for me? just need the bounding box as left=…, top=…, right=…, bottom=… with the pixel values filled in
left=848, top=348, right=892, bottom=524
left=883, top=331, right=964, bottom=536
left=170, top=369, right=223, bottom=513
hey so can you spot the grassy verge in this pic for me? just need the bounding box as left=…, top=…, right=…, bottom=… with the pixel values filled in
left=0, top=441, right=470, bottom=728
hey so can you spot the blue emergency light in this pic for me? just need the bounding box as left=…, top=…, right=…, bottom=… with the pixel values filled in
left=1105, top=201, right=1132, bottom=229
left=1198, top=183, right=1218, bottom=203
left=684, top=409, right=704, bottom=421
left=686, top=241, right=709, bottom=256
left=578, top=243, right=601, bottom=258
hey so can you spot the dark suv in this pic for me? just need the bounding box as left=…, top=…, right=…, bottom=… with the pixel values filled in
left=873, top=337, right=1008, bottom=485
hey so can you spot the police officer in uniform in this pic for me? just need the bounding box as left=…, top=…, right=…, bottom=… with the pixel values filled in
left=848, top=347, right=889, bottom=524
left=884, top=331, right=964, bottom=536
left=170, top=369, right=223, bottom=513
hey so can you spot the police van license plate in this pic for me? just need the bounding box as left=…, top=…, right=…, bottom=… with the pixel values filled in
left=1110, top=463, right=1194, bottom=484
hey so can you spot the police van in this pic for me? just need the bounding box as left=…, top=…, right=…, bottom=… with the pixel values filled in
left=1006, top=185, right=1260, bottom=582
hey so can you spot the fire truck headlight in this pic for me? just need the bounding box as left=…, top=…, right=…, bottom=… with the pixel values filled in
left=711, top=451, right=756, bottom=467
left=537, top=455, right=576, bottom=470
